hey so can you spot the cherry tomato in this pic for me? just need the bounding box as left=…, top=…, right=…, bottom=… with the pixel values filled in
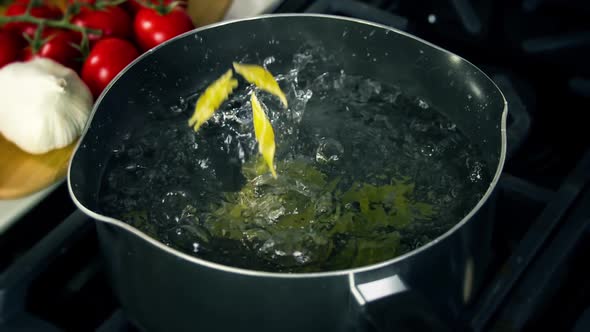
left=81, top=38, right=139, bottom=98
left=133, top=6, right=193, bottom=51
left=22, top=28, right=82, bottom=72
left=4, top=1, right=63, bottom=37
left=0, top=30, right=23, bottom=68
left=72, top=5, right=131, bottom=45
left=124, top=0, right=147, bottom=15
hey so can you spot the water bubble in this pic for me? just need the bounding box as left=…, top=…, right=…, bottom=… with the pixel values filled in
left=315, top=192, right=333, bottom=215
left=224, top=134, right=233, bottom=145
left=259, top=238, right=275, bottom=253
left=127, top=145, right=144, bottom=158
left=293, top=251, right=310, bottom=264
left=384, top=90, right=401, bottom=104
left=170, top=105, right=183, bottom=114
left=263, top=56, right=275, bottom=68
left=237, top=143, right=245, bottom=161
left=112, top=144, right=125, bottom=156
left=198, top=158, right=210, bottom=169
left=410, top=119, right=430, bottom=132
left=267, top=206, right=286, bottom=223
left=469, top=161, right=484, bottom=182
left=295, top=88, right=313, bottom=102
left=420, top=144, right=436, bottom=157
left=315, top=138, right=344, bottom=164
left=293, top=51, right=313, bottom=69
left=357, top=78, right=381, bottom=102
left=124, top=164, right=138, bottom=171
left=418, top=99, right=429, bottom=109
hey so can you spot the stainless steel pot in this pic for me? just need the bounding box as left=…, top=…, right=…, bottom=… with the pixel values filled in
left=68, top=14, right=507, bottom=332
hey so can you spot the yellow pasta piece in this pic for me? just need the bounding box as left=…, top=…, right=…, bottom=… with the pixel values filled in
left=188, top=69, right=238, bottom=132
left=251, top=92, right=277, bottom=178
left=233, top=62, right=288, bottom=108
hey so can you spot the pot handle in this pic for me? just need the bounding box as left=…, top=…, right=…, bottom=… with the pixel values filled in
left=349, top=273, right=455, bottom=331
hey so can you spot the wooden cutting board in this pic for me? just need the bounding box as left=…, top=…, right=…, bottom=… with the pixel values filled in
left=187, top=0, right=233, bottom=27
left=0, top=134, right=76, bottom=199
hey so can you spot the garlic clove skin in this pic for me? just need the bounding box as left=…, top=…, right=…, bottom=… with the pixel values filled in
left=0, top=58, right=93, bottom=155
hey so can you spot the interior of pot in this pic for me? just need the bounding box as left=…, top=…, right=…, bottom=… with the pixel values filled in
left=69, top=14, right=506, bottom=273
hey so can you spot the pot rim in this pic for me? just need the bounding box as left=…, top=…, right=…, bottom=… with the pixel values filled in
left=67, top=13, right=508, bottom=279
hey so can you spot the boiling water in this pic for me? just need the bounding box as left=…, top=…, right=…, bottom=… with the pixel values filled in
left=98, top=47, right=492, bottom=273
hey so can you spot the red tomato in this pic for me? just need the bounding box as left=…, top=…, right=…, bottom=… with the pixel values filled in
left=81, top=38, right=139, bottom=98
left=0, top=30, right=23, bottom=68
left=72, top=5, right=132, bottom=45
left=133, top=7, right=193, bottom=51
left=22, top=28, right=82, bottom=72
left=124, top=0, right=147, bottom=15
left=4, top=1, right=63, bottom=37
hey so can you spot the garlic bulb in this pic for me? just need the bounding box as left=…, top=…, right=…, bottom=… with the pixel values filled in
left=0, top=58, right=93, bottom=154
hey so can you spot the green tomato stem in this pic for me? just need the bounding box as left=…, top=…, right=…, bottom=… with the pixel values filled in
left=94, top=0, right=128, bottom=10
left=25, top=0, right=34, bottom=15
left=133, top=0, right=185, bottom=15
left=0, top=14, right=102, bottom=36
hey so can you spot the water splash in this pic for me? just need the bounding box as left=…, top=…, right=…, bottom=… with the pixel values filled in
left=98, top=45, right=491, bottom=273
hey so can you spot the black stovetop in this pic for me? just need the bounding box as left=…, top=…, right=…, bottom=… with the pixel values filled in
left=1, top=0, right=589, bottom=331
